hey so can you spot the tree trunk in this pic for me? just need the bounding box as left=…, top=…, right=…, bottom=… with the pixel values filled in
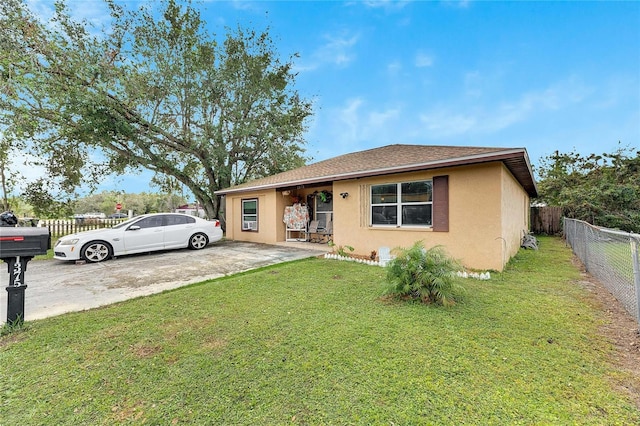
left=0, top=163, right=9, bottom=211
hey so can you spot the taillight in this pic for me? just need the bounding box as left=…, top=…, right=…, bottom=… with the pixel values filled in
left=212, top=219, right=220, bottom=227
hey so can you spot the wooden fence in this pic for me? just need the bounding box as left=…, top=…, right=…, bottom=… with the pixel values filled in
left=39, top=218, right=126, bottom=237
left=530, top=206, right=563, bottom=235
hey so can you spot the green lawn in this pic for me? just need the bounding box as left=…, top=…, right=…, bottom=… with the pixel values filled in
left=1, top=237, right=638, bottom=424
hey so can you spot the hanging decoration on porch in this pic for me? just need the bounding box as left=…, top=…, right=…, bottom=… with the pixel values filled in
left=284, top=203, right=309, bottom=242
left=314, top=190, right=332, bottom=203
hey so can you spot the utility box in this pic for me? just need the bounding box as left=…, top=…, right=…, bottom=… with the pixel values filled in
left=0, top=227, right=51, bottom=258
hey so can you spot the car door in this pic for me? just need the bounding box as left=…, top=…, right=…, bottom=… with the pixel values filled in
left=123, top=215, right=165, bottom=253
left=163, top=214, right=196, bottom=248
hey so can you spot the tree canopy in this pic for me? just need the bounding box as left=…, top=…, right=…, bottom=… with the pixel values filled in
left=535, top=146, right=640, bottom=233
left=72, top=191, right=187, bottom=217
left=0, top=0, right=313, bottom=218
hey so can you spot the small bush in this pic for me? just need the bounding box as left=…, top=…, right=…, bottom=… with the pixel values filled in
left=328, top=240, right=355, bottom=257
left=384, top=241, right=461, bottom=306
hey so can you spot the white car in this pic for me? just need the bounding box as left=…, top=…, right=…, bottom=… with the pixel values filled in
left=54, top=213, right=223, bottom=263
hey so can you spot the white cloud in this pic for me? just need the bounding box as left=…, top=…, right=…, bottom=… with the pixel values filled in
left=589, top=74, right=637, bottom=110
left=343, top=0, right=412, bottom=11
left=441, top=0, right=472, bottom=9
left=5, top=152, right=46, bottom=188
left=387, top=60, right=402, bottom=74
left=418, top=77, right=593, bottom=138
left=229, top=0, right=261, bottom=11
left=418, top=110, right=478, bottom=138
left=322, top=98, right=402, bottom=148
left=367, top=108, right=401, bottom=129
left=338, top=98, right=364, bottom=142
left=27, top=0, right=113, bottom=35
left=318, top=33, right=360, bottom=66
left=296, top=31, right=360, bottom=72
left=291, top=62, right=321, bottom=73
left=360, top=0, right=412, bottom=10
left=26, top=0, right=54, bottom=21
left=415, top=51, right=434, bottom=68
left=463, top=71, right=483, bottom=97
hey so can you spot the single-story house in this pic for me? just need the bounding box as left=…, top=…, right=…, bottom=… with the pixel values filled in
left=215, top=144, right=538, bottom=271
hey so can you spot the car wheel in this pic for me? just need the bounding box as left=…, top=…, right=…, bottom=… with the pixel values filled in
left=81, top=241, right=112, bottom=263
left=188, top=233, right=208, bottom=250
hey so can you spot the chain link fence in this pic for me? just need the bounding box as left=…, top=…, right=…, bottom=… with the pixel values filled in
left=564, top=218, right=640, bottom=327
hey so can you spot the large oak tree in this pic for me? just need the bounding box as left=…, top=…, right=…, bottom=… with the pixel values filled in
left=0, top=0, right=312, bottom=219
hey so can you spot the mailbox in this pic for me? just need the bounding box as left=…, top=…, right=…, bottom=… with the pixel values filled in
left=0, top=227, right=51, bottom=258
left=0, top=211, right=50, bottom=324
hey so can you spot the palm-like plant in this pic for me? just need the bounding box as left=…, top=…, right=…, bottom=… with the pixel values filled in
left=385, top=241, right=461, bottom=306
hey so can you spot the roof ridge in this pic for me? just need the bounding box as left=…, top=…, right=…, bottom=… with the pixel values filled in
left=308, top=143, right=508, bottom=165
left=216, top=144, right=537, bottom=197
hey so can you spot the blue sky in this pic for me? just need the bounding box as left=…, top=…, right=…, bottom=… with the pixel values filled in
left=25, top=0, right=640, bottom=195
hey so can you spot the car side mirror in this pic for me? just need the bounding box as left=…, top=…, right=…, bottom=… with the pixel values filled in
left=128, top=225, right=141, bottom=231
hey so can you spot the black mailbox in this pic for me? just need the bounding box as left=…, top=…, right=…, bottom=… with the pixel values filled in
left=0, top=211, right=50, bottom=324
left=0, top=227, right=51, bottom=258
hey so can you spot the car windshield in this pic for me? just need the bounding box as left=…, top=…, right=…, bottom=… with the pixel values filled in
left=111, top=216, right=143, bottom=229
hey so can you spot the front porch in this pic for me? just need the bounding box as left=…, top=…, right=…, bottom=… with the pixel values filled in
left=281, top=186, right=333, bottom=244
left=274, top=239, right=332, bottom=253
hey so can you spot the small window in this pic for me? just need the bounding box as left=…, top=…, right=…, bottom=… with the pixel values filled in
left=371, top=180, right=432, bottom=227
left=242, top=199, right=258, bottom=231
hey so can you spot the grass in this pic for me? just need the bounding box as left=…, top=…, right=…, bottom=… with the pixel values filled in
left=34, top=245, right=55, bottom=261
left=599, top=239, right=635, bottom=282
left=1, top=236, right=638, bottom=424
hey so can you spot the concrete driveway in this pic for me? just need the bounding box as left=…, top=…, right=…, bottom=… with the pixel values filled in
left=0, top=240, right=326, bottom=324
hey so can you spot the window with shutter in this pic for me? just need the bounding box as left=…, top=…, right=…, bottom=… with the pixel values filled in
left=368, top=176, right=448, bottom=231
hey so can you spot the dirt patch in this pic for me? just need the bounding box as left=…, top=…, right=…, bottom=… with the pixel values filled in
left=130, top=344, right=163, bottom=358
left=0, top=329, right=28, bottom=348
left=572, top=256, right=640, bottom=409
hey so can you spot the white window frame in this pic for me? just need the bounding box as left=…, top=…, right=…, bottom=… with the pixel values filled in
left=370, top=180, right=433, bottom=227
left=241, top=199, right=258, bottom=231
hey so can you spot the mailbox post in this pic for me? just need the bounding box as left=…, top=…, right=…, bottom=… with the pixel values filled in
left=0, top=211, right=50, bottom=324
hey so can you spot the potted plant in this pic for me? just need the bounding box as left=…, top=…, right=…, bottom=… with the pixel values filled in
left=316, top=190, right=332, bottom=203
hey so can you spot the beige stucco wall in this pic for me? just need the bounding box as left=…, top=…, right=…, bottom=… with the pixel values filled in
left=500, top=164, right=531, bottom=266
left=331, top=163, right=507, bottom=271
left=224, top=190, right=281, bottom=243
left=224, top=186, right=332, bottom=244
left=222, top=162, right=531, bottom=271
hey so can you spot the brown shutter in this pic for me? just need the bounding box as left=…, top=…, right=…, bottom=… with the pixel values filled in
left=433, top=175, right=449, bottom=232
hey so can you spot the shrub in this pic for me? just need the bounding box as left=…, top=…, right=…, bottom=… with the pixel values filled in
left=384, top=241, right=461, bottom=306
left=327, top=240, right=355, bottom=257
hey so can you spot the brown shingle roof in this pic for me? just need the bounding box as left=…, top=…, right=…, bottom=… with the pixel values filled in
left=216, top=144, right=538, bottom=197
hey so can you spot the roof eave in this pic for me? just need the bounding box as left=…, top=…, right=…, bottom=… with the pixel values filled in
left=216, top=148, right=538, bottom=197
